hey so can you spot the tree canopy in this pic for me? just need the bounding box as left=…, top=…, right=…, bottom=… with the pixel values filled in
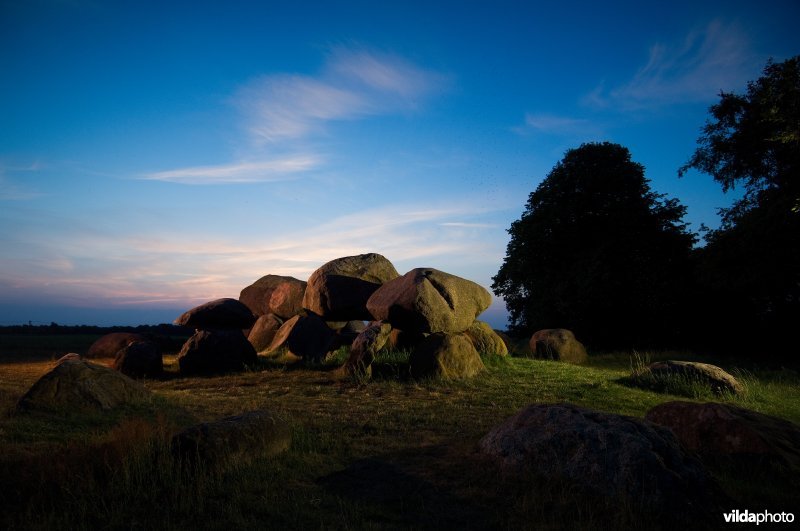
left=680, top=56, right=799, bottom=224
left=493, top=142, right=695, bottom=349
left=681, top=57, right=800, bottom=354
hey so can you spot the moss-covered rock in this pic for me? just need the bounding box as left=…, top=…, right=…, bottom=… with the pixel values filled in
left=16, top=359, right=152, bottom=413
left=409, top=333, right=485, bottom=380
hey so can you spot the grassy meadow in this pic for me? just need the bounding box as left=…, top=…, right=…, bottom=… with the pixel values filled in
left=1, top=333, right=799, bottom=529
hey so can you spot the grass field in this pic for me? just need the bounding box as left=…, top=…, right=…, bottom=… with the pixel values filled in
left=1, top=334, right=798, bottom=529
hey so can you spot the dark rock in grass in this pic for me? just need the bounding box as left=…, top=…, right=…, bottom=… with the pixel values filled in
left=264, top=313, right=336, bottom=363
left=171, top=409, right=291, bottom=470
left=16, top=359, right=152, bottom=413
left=367, top=268, right=492, bottom=335
left=409, top=333, right=485, bottom=380
left=341, top=321, right=393, bottom=378
left=463, top=320, right=508, bottom=356
left=177, top=330, right=257, bottom=375
left=87, top=332, right=148, bottom=359
left=239, top=274, right=300, bottom=317
left=174, top=298, right=256, bottom=330
left=632, top=360, right=743, bottom=395
left=302, top=253, right=399, bottom=321
left=479, top=403, right=726, bottom=525
left=247, top=313, right=284, bottom=353
left=268, top=279, right=307, bottom=320
left=112, top=340, right=163, bottom=379
left=528, top=328, right=587, bottom=364
left=645, top=401, right=800, bottom=473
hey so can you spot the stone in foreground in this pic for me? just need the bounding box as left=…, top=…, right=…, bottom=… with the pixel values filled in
left=171, top=409, right=291, bottom=470
left=479, top=403, right=725, bottom=525
left=645, top=401, right=800, bottom=473
left=16, top=359, right=152, bottom=413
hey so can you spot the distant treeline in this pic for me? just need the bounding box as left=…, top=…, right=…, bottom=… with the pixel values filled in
left=0, top=323, right=193, bottom=337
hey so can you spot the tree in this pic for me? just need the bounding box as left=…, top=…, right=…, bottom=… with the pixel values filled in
left=493, top=142, right=695, bottom=349
left=680, top=57, right=800, bottom=355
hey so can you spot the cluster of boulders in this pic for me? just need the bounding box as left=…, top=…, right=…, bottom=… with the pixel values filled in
left=169, top=253, right=508, bottom=380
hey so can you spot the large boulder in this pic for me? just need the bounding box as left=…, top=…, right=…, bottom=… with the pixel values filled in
left=171, top=410, right=291, bottom=471
left=239, top=274, right=300, bottom=317
left=645, top=401, right=800, bottom=473
left=479, top=403, right=725, bottom=524
left=264, top=313, right=336, bottom=363
left=174, top=298, right=256, bottom=330
left=177, top=330, right=258, bottom=375
left=87, top=332, right=148, bottom=359
left=341, top=321, right=393, bottom=378
left=268, top=279, right=307, bottom=320
left=632, top=360, right=743, bottom=395
left=529, top=328, right=587, bottom=364
left=463, top=320, right=508, bottom=356
left=16, top=359, right=152, bottom=413
left=112, top=340, right=163, bottom=379
left=367, top=268, right=492, bottom=335
left=302, top=253, right=399, bottom=321
left=409, top=333, right=485, bottom=380
left=247, top=313, right=284, bottom=353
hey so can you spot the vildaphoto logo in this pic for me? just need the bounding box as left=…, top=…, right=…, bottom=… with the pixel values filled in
left=723, top=509, right=795, bottom=525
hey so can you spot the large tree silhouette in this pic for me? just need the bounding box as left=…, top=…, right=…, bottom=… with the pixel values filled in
left=493, top=142, right=695, bottom=348
left=681, top=56, right=800, bottom=354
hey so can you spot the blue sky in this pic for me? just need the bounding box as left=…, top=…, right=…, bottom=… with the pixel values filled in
left=1, top=0, right=798, bottom=328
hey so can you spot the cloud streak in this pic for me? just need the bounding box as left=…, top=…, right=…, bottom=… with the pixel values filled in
left=513, top=113, right=603, bottom=138
left=237, top=46, right=448, bottom=143
left=585, top=20, right=758, bottom=110
left=143, top=156, right=321, bottom=184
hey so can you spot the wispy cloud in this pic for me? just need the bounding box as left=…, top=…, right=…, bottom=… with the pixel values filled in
left=439, top=222, right=499, bottom=228
left=147, top=46, right=448, bottom=185
left=513, top=113, right=603, bottom=138
left=143, top=156, right=321, bottom=184
left=585, top=20, right=758, bottom=110
left=237, top=46, right=448, bottom=143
